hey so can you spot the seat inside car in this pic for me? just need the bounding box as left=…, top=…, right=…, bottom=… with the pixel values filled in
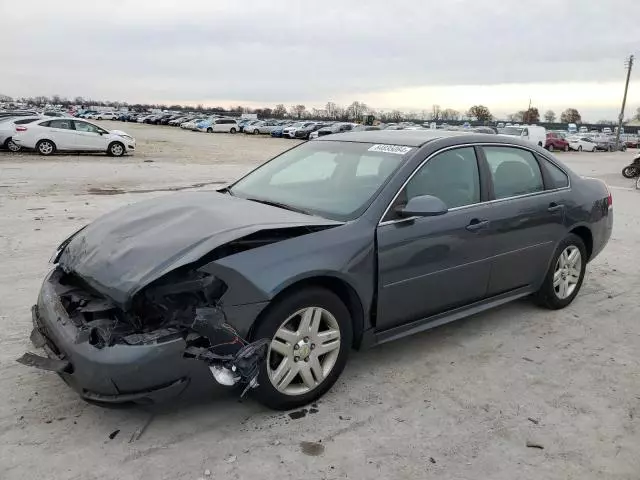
left=493, top=160, right=537, bottom=198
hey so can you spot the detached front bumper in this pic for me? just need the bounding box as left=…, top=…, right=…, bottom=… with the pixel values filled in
left=20, top=271, right=204, bottom=404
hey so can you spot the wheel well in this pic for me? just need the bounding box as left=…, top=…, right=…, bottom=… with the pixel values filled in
left=109, top=140, right=124, bottom=147
left=252, top=277, right=366, bottom=348
left=570, top=226, right=593, bottom=260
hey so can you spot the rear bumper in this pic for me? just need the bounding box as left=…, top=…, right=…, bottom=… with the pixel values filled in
left=23, top=270, right=204, bottom=404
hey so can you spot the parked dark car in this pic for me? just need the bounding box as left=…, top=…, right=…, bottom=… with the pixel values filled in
left=19, top=130, right=612, bottom=410
left=314, top=122, right=353, bottom=138
left=593, top=136, right=627, bottom=152
left=294, top=122, right=327, bottom=139
left=545, top=132, right=569, bottom=152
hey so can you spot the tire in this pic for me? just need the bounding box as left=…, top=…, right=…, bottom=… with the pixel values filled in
left=253, top=129, right=260, bottom=135
left=636, top=176, right=640, bottom=190
left=107, top=141, right=125, bottom=157
left=622, top=166, right=640, bottom=178
left=578, top=146, right=582, bottom=152
left=592, top=147, right=597, bottom=152
left=36, top=139, right=56, bottom=156
left=564, top=145, right=569, bottom=152
left=207, top=127, right=213, bottom=133
left=547, top=144, right=554, bottom=152
left=97, top=117, right=103, bottom=121
left=534, top=233, right=587, bottom=310
left=4, top=137, right=21, bottom=152
left=251, top=287, right=353, bottom=410
left=230, top=127, right=237, bottom=134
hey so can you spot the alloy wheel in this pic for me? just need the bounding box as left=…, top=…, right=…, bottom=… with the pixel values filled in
left=7, top=139, right=21, bottom=152
left=267, top=307, right=341, bottom=396
left=110, top=143, right=124, bottom=156
left=38, top=141, right=53, bottom=155
left=553, top=246, right=582, bottom=299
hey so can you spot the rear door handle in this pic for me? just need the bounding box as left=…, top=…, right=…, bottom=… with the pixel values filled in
left=466, top=219, right=489, bottom=231
left=548, top=202, right=564, bottom=213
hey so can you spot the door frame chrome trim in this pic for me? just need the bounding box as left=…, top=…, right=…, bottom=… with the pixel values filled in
left=378, top=142, right=571, bottom=227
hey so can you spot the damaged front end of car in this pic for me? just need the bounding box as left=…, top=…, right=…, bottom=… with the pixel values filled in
left=18, top=266, right=270, bottom=404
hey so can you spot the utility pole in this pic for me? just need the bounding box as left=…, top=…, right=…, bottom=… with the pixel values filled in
left=615, top=55, right=634, bottom=150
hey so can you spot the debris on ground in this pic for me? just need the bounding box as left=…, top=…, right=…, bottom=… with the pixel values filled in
left=204, top=469, right=211, bottom=476
left=339, top=415, right=352, bottom=420
left=526, top=440, right=544, bottom=449
left=289, top=409, right=308, bottom=419
left=522, top=357, right=535, bottom=362
left=226, top=454, right=237, bottom=463
left=429, top=457, right=436, bottom=464
left=128, top=414, right=155, bottom=443
left=108, top=429, right=120, bottom=440
left=527, top=417, right=540, bottom=424
left=300, top=441, right=325, bottom=456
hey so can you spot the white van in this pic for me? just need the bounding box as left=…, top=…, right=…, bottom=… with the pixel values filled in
left=500, top=125, right=546, bottom=147
left=567, top=123, right=577, bottom=134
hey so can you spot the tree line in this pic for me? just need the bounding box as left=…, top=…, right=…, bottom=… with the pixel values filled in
left=2, top=93, right=636, bottom=124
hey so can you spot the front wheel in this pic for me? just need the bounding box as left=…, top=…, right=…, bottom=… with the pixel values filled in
left=251, top=287, right=352, bottom=410
left=622, top=166, right=640, bottom=178
left=230, top=127, right=237, bottom=134
left=547, top=144, right=554, bottom=152
left=253, top=129, right=260, bottom=135
left=578, top=146, right=582, bottom=152
left=207, top=127, right=213, bottom=133
left=534, top=234, right=587, bottom=309
left=636, top=176, right=640, bottom=190
left=107, top=142, right=125, bottom=157
left=564, top=145, right=569, bottom=152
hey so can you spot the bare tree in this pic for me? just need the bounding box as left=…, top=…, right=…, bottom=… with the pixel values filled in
left=466, top=105, right=493, bottom=122
left=544, top=110, right=556, bottom=122
left=291, top=104, right=306, bottom=119
left=560, top=108, right=582, bottom=123
left=441, top=108, right=460, bottom=121
left=430, top=104, right=441, bottom=121
left=272, top=104, right=287, bottom=118
left=325, top=102, right=339, bottom=119
left=347, top=101, right=368, bottom=121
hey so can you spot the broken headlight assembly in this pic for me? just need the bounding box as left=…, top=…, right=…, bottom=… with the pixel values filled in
left=139, top=272, right=269, bottom=396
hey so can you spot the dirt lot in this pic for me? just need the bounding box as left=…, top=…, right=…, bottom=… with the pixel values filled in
left=1, top=122, right=639, bottom=480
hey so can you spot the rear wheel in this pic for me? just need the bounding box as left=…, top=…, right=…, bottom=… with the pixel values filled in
left=253, top=129, right=260, bottom=135
left=4, top=137, right=21, bottom=152
left=636, top=176, right=640, bottom=190
left=230, top=127, right=237, bottom=134
left=578, top=146, right=582, bottom=152
left=534, top=234, right=587, bottom=309
left=207, top=127, right=213, bottom=133
left=251, top=287, right=352, bottom=410
left=564, top=144, right=569, bottom=152
left=547, top=144, right=554, bottom=152
left=107, top=142, right=125, bottom=157
left=36, top=139, right=56, bottom=156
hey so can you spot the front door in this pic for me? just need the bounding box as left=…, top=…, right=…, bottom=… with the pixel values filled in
left=73, top=120, right=109, bottom=151
left=376, top=146, right=493, bottom=330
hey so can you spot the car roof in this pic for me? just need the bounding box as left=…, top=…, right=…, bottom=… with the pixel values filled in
left=316, top=129, right=472, bottom=147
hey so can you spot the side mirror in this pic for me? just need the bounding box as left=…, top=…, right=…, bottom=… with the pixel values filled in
left=395, top=195, right=448, bottom=218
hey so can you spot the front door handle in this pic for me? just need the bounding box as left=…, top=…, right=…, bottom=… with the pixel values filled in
left=548, top=202, right=564, bottom=213
left=466, top=219, right=489, bottom=231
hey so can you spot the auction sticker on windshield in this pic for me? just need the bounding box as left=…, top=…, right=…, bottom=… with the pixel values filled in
left=368, top=144, right=413, bottom=155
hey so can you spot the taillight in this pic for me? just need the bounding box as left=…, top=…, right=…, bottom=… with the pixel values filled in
left=607, top=191, right=612, bottom=208
left=15, top=126, right=27, bottom=132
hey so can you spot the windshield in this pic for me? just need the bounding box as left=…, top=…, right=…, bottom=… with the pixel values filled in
left=229, top=140, right=414, bottom=221
left=502, top=127, right=524, bottom=136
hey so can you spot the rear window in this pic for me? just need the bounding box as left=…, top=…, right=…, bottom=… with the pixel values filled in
left=543, top=160, right=569, bottom=189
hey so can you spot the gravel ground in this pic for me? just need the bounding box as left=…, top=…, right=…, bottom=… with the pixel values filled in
left=1, top=123, right=639, bottom=480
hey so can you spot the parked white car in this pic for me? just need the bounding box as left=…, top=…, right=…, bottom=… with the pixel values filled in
left=0, top=116, right=44, bottom=151
left=243, top=120, right=278, bottom=135
left=181, top=118, right=206, bottom=130
left=500, top=125, right=546, bottom=147
left=198, top=118, right=239, bottom=133
left=12, top=118, right=136, bottom=156
left=92, top=112, right=118, bottom=121
left=568, top=136, right=597, bottom=152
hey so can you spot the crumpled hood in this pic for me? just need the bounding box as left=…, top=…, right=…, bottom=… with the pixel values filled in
left=58, top=191, right=339, bottom=308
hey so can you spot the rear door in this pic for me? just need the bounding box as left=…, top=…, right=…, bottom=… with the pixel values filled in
left=376, top=146, right=493, bottom=330
left=73, top=120, right=109, bottom=151
left=479, top=145, right=568, bottom=295
left=45, top=119, right=77, bottom=150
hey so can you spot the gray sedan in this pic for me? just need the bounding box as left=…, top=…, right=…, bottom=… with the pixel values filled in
left=19, top=130, right=613, bottom=410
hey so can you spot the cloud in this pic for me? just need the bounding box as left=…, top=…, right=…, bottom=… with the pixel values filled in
left=1, top=0, right=638, bottom=117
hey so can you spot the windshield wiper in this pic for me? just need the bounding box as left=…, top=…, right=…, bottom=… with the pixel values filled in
left=243, top=197, right=312, bottom=216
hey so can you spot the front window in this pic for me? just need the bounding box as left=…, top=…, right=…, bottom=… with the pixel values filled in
left=229, top=140, right=414, bottom=221
left=502, top=127, right=524, bottom=136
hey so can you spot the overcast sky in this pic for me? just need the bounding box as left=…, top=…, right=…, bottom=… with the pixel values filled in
left=1, top=0, right=639, bottom=120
